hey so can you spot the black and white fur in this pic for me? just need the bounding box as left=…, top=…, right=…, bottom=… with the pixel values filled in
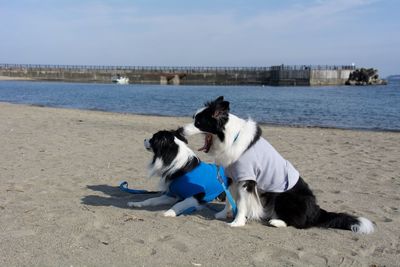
left=127, top=130, right=203, bottom=217
left=183, top=96, right=374, bottom=234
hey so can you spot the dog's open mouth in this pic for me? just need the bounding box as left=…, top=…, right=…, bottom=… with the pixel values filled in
left=198, top=133, right=213, bottom=153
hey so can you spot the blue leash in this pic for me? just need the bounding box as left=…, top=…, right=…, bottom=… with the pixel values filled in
left=119, top=181, right=159, bottom=194
left=216, top=165, right=237, bottom=217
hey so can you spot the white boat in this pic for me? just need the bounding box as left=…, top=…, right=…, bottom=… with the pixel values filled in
left=112, top=75, right=129, bottom=84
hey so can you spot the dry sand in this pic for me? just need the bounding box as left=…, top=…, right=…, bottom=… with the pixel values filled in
left=0, top=102, right=399, bottom=266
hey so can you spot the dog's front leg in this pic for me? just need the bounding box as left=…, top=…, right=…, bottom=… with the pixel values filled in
left=228, top=198, right=247, bottom=227
left=228, top=181, right=249, bottom=227
left=229, top=180, right=262, bottom=227
left=215, top=182, right=236, bottom=220
left=128, top=194, right=177, bottom=208
left=164, top=197, right=200, bottom=217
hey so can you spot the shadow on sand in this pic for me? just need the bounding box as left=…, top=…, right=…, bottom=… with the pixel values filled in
left=81, top=184, right=225, bottom=219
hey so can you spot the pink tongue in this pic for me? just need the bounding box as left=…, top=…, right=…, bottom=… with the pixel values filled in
left=198, top=134, right=212, bottom=152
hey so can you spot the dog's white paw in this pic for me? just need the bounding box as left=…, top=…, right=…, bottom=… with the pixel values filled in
left=163, top=209, right=177, bottom=217
left=127, top=201, right=143, bottom=208
left=269, top=219, right=287, bottom=228
left=228, top=219, right=246, bottom=227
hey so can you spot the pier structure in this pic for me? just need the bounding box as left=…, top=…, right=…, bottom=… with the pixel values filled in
left=0, top=64, right=356, bottom=86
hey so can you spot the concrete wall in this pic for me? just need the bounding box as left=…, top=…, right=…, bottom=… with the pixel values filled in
left=182, top=70, right=270, bottom=85
left=0, top=65, right=355, bottom=86
left=0, top=68, right=110, bottom=83
left=270, top=69, right=311, bottom=86
left=268, top=69, right=351, bottom=86
left=310, top=70, right=352, bottom=86
left=0, top=67, right=271, bottom=85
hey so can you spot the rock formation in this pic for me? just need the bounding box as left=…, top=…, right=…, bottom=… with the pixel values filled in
left=346, top=68, right=387, bottom=85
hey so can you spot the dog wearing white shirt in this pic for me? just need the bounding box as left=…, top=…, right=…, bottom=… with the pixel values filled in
left=182, top=96, right=374, bottom=234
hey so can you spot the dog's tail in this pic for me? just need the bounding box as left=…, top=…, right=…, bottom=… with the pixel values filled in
left=316, top=209, right=374, bottom=234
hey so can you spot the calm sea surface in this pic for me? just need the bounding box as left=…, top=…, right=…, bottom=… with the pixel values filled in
left=0, top=80, right=399, bottom=131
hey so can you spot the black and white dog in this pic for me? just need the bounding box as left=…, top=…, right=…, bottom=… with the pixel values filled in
left=127, top=129, right=228, bottom=217
left=182, top=96, right=374, bottom=234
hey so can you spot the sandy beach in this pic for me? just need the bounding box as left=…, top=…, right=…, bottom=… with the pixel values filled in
left=0, top=102, right=399, bottom=266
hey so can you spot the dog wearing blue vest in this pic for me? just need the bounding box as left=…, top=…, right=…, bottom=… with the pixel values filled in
left=127, top=129, right=229, bottom=217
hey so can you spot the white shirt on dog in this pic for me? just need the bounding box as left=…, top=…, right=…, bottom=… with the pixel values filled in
left=226, top=137, right=299, bottom=193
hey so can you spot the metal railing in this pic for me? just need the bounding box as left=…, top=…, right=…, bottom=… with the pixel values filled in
left=270, top=65, right=356, bottom=71
left=0, top=63, right=270, bottom=72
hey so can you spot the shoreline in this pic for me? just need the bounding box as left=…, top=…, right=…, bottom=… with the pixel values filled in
left=1, top=102, right=399, bottom=266
left=2, top=101, right=399, bottom=133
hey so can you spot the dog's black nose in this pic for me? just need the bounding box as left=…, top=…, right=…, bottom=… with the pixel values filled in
left=144, top=139, right=151, bottom=150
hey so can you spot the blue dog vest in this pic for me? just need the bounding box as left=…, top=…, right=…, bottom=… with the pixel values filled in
left=168, top=162, right=228, bottom=202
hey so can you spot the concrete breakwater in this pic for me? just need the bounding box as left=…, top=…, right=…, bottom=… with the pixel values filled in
left=0, top=64, right=356, bottom=86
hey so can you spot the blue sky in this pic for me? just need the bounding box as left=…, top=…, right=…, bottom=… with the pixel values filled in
left=0, top=0, right=399, bottom=76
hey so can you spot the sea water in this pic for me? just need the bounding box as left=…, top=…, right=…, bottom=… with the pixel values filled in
left=0, top=80, right=399, bottom=131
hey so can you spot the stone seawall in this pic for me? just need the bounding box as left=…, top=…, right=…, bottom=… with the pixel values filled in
left=268, top=68, right=353, bottom=86
left=310, top=69, right=353, bottom=86
left=0, top=66, right=271, bottom=85
left=0, top=64, right=357, bottom=86
left=270, top=68, right=311, bottom=86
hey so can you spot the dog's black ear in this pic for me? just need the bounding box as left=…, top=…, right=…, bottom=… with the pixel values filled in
left=205, top=96, right=224, bottom=107
left=215, top=96, right=224, bottom=102
left=213, top=99, right=230, bottom=118
left=173, top=127, right=188, bottom=144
